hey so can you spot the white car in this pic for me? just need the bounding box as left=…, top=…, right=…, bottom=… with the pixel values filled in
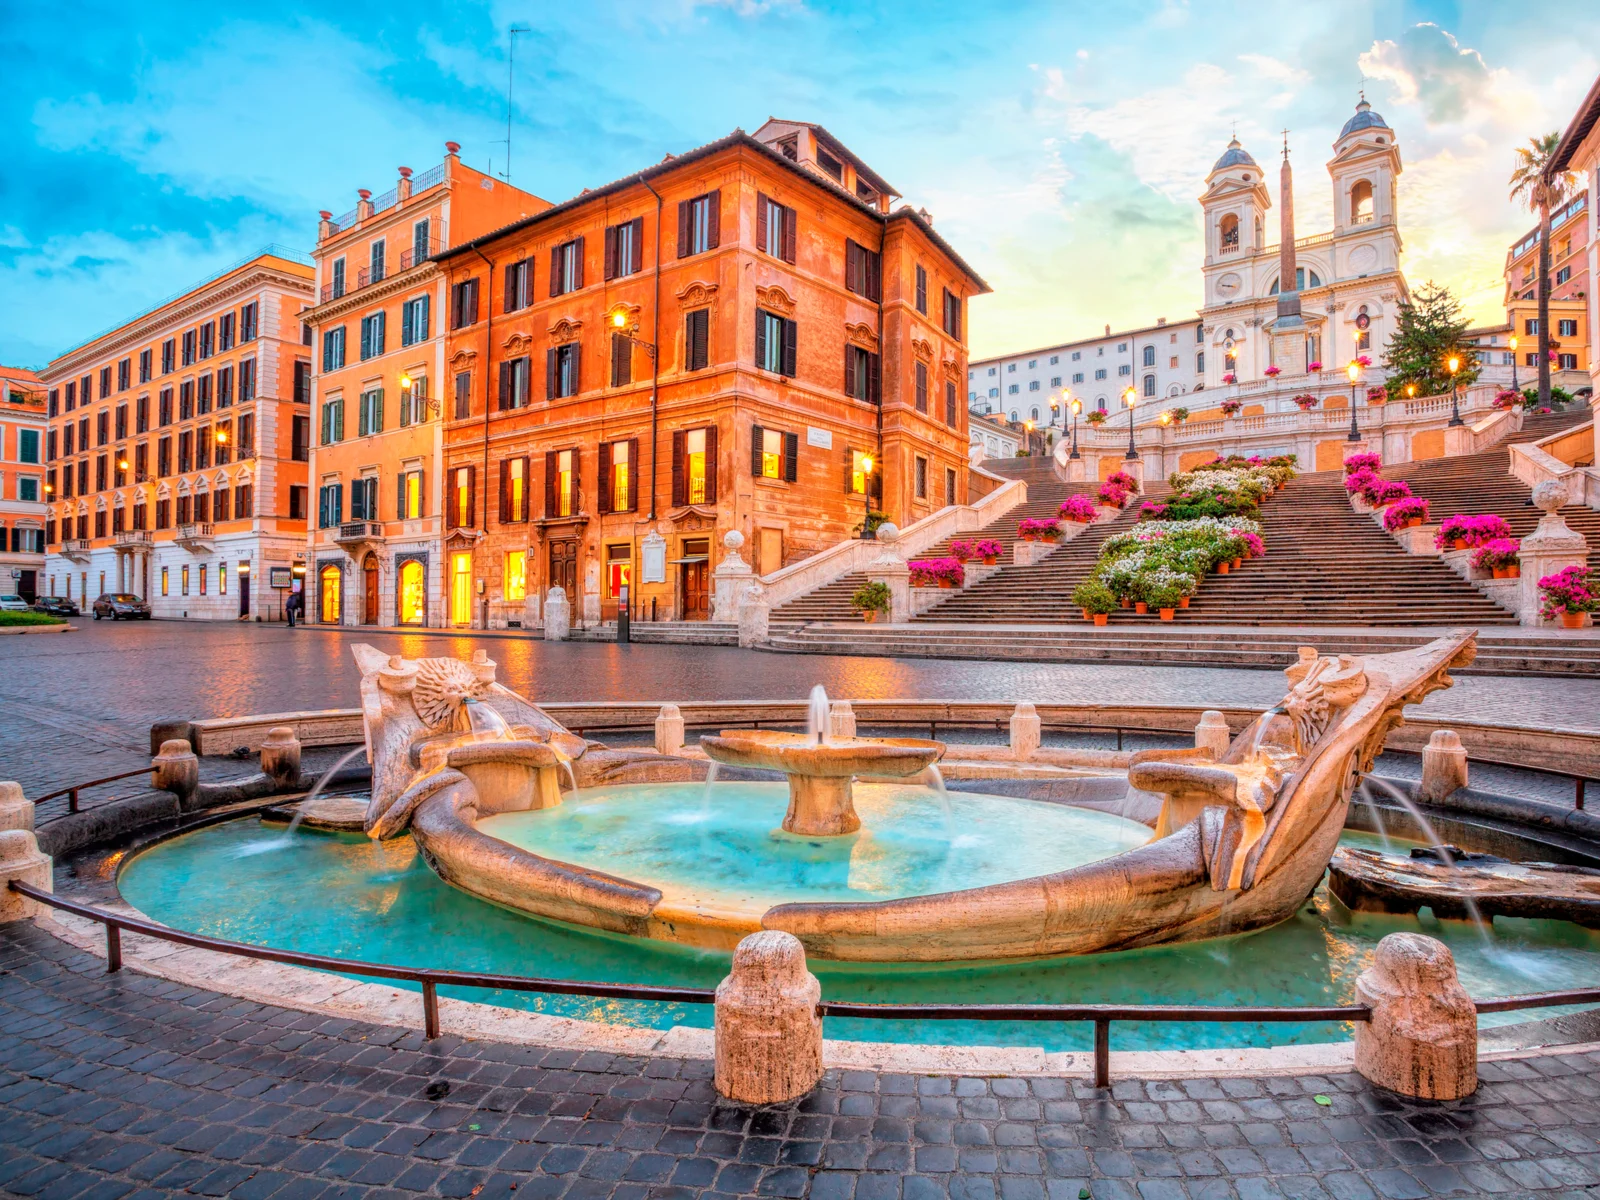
left=0, top=595, right=28, bottom=611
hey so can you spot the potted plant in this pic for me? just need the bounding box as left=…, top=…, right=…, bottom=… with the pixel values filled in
left=851, top=580, right=891, bottom=623
left=856, top=510, right=888, bottom=541
left=1367, top=385, right=1389, bottom=405
left=1344, top=452, right=1382, bottom=475
left=1371, top=479, right=1413, bottom=509
left=1143, top=571, right=1188, bottom=621
left=1435, top=513, right=1512, bottom=551
left=1098, top=482, right=1130, bottom=509
left=949, top=539, right=975, bottom=564
left=1473, top=538, right=1522, bottom=579
left=975, top=539, right=1002, bottom=565
left=1264, top=365, right=1282, bottom=377
left=1060, top=494, right=1097, bottom=524
left=1307, top=361, right=1323, bottom=372
left=908, top=558, right=964, bottom=589
left=1085, top=409, right=1109, bottom=427
left=1169, top=407, right=1190, bottom=424
left=1220, top=399, right=1242, bottom=416
left=1355, top=355, right=1372, bottom=368
left=1383, top=497, right=1430, bottom=531
left=1292, top=393, right=1317, bottom=411
left=1072, top=578, right=1116, bottom=626
left=1492, top=389, right=1520, bottom=411
left=1017, top=517, right=1062, bottom=542
left=1106, top=469, right=1140, bottom=495
left=1539, top=564, right=1596, bottom=629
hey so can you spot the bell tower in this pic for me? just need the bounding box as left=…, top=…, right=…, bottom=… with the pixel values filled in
left=1329, top=97, right=1403, bottom=237
left=1200, top=137, right=1271, bottom=264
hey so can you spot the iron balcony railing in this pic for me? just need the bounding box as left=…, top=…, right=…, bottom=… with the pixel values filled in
left=400, top=238, right=441, bottom=271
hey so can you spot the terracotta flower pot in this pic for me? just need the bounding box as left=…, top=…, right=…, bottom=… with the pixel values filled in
left=1562, top=612, right=1587, bottom=630
left=862, top=610, right=879, bottom=623
left=1134, top=601, right=1149, bottom=614
left=1232, top=557, right=1243, bottom=569
left=1081, top=608, right=1091, bottom=621
left=1453, top=538, right=1467, bottom=551
left=1159, top=607, right=1175, bottom=621
left=938, top=579, right=954, bottom=589
left=983, top=556, right=998, bottom=566
left=1507, top=565, right=1521, bottom=579
left=1178, top=596, right=1190, bottom=609
left=1406, top=518, right=1422, bottom=529
left=1120, top=597, right=1131, bottom=609
left=1492, top=566, right=1508, bottom=579
left=1020, top=534, right=1037, bottom=542
left=1217, top=562, right=1230, bottom=575
left=1093, top=613, right=1109, bottom=626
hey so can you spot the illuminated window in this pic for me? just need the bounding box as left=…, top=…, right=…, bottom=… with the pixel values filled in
left=181, top=565, right=190, bottom=595
left=850, top=449, right=871, bottom=495
left=556, top=450, right=574, bottom=517
left=399, top=559, right=426, bottom=625
left=504, top=551, right=527, bottom=602
left=402, top=469, right=423, bottom=520
left=685, top=429, right=707, bottom=505
left=761, top=428, right=783, bottom=479
left=161, top=566, right=168, bottom=596
left=199, top=565, right=207, bottom=595
left=607, top=545, right=632, bottom=598
left=449, top=553, right=472, bottom=626
left=219, top=564, right=227, bottom=595
left=611, top=440, right=630, bottom=511
left=320, top=564, right=342, bottom=623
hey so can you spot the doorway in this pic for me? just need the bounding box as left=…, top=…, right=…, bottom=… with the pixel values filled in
left=363, top=554, right=380, bottom=625
left=449, top=552, right=472, bottom=626
left=679, top=537, right=710, bottom=620
left=548, top=539, right=578, bottom=599
left=319, top=564, right=342, bottom=623
left=239, top=568, right=251, bottom=618
left=398, top=559, right=426, bottom=625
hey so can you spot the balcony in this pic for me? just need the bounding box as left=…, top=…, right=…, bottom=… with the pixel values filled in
left=334, top=521, right=384, bottom=546
left=176, top=522, right=214, bottom=551
left=112, top=529, right=153, bottom=551
left=61, top=539, right=92, bottom=562
left=318, top=240, right=442, bottom=303
left=400, top=238, right=441, bottom=271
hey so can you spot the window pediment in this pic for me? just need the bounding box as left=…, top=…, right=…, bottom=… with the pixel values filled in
left=755, top=284, right=796, bottom=316
left=911, top=337, right=934, bottom=363
left=547, top=317, right=583, bottom=344
left=500, top=333, right=533, bottom=356
left=675, top=280, right=719, bottom=307
left=845, top=322, right=879, bottom=350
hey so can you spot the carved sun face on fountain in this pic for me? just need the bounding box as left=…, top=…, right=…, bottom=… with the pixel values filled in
left=412, top=659, right=491, bottom=731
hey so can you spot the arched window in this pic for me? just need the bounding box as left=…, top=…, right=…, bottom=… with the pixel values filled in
left=1030, top=406, right=1039, bottom=422
left=1143, top=374, right=1156, bottom=397
left=1009, top=410, right=1018, bottom=422
left=1268, top=269, right=1322, bottom=294
left=1142, top=345, right=1156, bottom=367
left=1351, top=179, right=1374, bottom=224
left=1168, top=384, right=1184, bottom=396
left=319, top=564, right=342, bottom=624
left=1356, top=304, right=1372, bottom=352
left=1096, top=396, right=1108, bottom=411
left=1218, top=213, right=1240, bottom=251
left=398, top=559, right=426, bottom=625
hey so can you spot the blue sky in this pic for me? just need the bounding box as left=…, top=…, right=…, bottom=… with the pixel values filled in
left=3, top=1, right=1597, bottom=369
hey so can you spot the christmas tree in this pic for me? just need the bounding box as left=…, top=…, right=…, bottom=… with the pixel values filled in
left=1379, top=283, right=1480, bottom=399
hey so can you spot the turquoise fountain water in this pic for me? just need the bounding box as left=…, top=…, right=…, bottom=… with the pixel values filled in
left=118, top=796, right=1600, bottom=1053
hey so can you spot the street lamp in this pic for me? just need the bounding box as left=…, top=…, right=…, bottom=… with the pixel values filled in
left=1346, top=360, right=1363, bottom=442
left=1122, top=386, right=1139, bottom=460
left=1447, top=355, right=1463, bottom=426
left=610, top=307, right=658, bottom=362
left=1068, top=396, right=1082, bottom=460
left=1508, top=334, right=1520, bottom=392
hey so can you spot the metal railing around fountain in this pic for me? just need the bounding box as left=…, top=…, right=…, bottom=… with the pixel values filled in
left=33, top=767, right=155, bottom=817
left=14, top=880, right=1600, bottom=1088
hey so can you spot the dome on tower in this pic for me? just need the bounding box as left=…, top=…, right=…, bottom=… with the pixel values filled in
left=1339, top=99, right=1390, bottom=140
left=1212, top=137, right=1258, bottom=172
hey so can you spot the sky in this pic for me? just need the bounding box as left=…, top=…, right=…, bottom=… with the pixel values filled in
left=2, top=0, right=1597, bottom=370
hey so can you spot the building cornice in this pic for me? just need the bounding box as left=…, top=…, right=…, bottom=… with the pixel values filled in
left=302, top=262, right=441, bottom=325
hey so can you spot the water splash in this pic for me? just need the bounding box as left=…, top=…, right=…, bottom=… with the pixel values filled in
left=237, top=744, right=369, bottom=857
left=1363, top=774, right=1493, bottom=946
left=807, top=685, right=830, bottom=746
left=1355, top=780, right=1395, bottom=854
left=464, top=698, right=512, bottom=739
left=1250, top=707, right=1282, bottom=759
left=701, top=761, right=721, bottom=815
left=921, top=763, right=953, bottom=831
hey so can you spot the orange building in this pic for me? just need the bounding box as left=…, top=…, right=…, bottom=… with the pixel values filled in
left=40, top=250, right=315, bottom=618
left=1503, top=191, right=1590, bottom=377
left=432, top=120, right=987, bottom=629
left=0, top=366, right=48, bottom=600
left=302, top=143, right=548, bottom=627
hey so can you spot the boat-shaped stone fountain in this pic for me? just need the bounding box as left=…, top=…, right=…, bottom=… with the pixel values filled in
left=350, top=631, right=1476, bottom=961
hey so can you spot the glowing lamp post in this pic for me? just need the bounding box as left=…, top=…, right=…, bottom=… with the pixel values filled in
left=1346, top=360, right=1363, bottom=443
left=1447, top=355, right=1463, bottom=427
left=1122, top=386, right=1139, bottom=461
left=1068, top=396, right=1082, bottom=460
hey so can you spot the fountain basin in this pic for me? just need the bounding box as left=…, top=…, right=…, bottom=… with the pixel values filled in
left=699, top=730, right=944, bottom=835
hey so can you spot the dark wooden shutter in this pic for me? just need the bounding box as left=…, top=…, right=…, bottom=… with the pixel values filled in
left=598, top=442, right=612, bottom=515
left=946, top=381, right=957, bottom=425
left=503, top=264, right=515, bottom=313
left=518, top=457, right=530, bottom=521
left=845, top=240, right=860, bottom=293
left=546, top=348, right=557, bottom=400
left=397, top=471, right=405, bottom=520
left=671, top=430, right=685, bottom=507
left=867, top=249, right=881, bottom=302
left=572, top=236, right=585, bottom=290
left=571, top=343, right=581, bottom=394
left=915, top=362, right=928, bottom=412
left=844, top=346, right=857, bottom=399
left=842, top=444, right=853, bottom=493
left=498, top=363, right=510, bottom=410
left=468, top=277, right=479, bottom=324
left=688, top=309, right=708, bottom=371
left=499, top=460, right=511, bottom=523
left=750, top=424, right=764, bottom=476
left=631, top=217, right=643, bottom=270
left=570, top=448, right=581, bottom=510
left=549, top=245, right=561, bottom=297
left=677, top=200, right=691, bottom=258
left=611, top=333, right=630, bottom=386
left=604, top=225, right=617, bottom=281
left=784, top=431, right=799, bottom=482
left=756, top=193, right=769, bottom=253
left=706, top=190, right=720, bottom=249
left=782, top=319, right=797, bottom=377
left=868, top=352, right=881, bottom=405
left=703, top=425, right=718, bottom=504
left=754, top=310, right=767, bottom=371
left=626, top=438, right=639, bottom=511
left=544, top=450, right=557, bottom=517
left=782, top=205, right=797, bottom=263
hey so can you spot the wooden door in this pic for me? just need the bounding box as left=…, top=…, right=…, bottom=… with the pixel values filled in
left=363, top=556, right=380, bottom=624
left=681, top=560, right=709, bottom=621
left=548, top=539, right=578, bottom=598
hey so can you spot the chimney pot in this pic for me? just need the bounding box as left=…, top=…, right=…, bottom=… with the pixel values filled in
left=398, top=166, right=413, bottom=178
left=319, top=210, right=332, bottom=220
left=445, top=141, right=461, bottom=155
left=358, top=188, right=371, bottom=200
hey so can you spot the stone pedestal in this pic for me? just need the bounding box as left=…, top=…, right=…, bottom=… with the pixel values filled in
left=714, top=931, right=824, bottom=1104
left=864, top=523, right=911, bottom=624
left=1195, top=711, right=1231, bottom=759
left=0, top=828, right=51, bottom=923
left=737, top=584, right=769, bottom=648
left=654, top=704, right=685, bottom=756
left=152, top=739, right=199, bottom=807
left=828, top=701, right=857, bottom=741
left=1517, top=481, right=1590, bottom=626
left=1009, top=703, right=1041, bottom=760
left=711, top=531, right=755, bottom=623
left=1117, top=459, right=1146, bottom=489
left=1393, top=524, right=1441, bottom=556
left=1354, top=933, right=1477, bottom=1100
left=260, top=727, right=302, bottom=790
left=1064, top=457, right=1088, bottom=483
left=544, top=586, right=571, bottom=640
left=1443, top=423, right=1475, bottom=458
left=522, top=591, right=542, bottom=629
left=0, top=782, right=34, bottom=834
left=1418, top=730, right=1469, bottom=802
left=1013, top=540, right=1057, bottom=567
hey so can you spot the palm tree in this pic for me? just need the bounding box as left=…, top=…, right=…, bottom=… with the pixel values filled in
left=1508, top=134, right=1577, bottom=406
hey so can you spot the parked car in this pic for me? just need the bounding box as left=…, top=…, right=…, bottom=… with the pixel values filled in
left=92, top=593, right=152, bottom=620
left=0, top=594, right=28, bottom=611
left=32, top=596, right=79, bottom=616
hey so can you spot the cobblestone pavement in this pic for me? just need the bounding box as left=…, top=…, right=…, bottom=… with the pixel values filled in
left=3, top=620, right=1598, bottom=801
left=6, top=923, right=1600, bottom=1200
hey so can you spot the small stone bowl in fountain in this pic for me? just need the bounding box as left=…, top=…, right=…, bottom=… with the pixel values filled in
left=698, top=730, right=944, bottom=836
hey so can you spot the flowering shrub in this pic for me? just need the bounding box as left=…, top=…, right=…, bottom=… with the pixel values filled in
left=1264, top=365, right=1282, bottom=377
left=1017, top=518, right=1063, bottom=540
left=1308, top=361, right=1323, bottom=371
left=908, top=558, right=964, bottom=587
left=949, top=539, right=975, bottom=562
left=1242, top=532, right=1265, bottom=558
left=1355, top=355, right=1372, bottom=368
left=1098, top=482, right=1130, bottom=508
left=1435, top=513, right=1513, bottom=550
left=1105, top=470, right=1140, bottom=494
left=1222, top=372, right=1236, bottom=384
left=1072, top=577, right=1117, bottom=615
left=1383, top=497, right=1430, bottom=531
left=1471, top=538, right=1521, bottom=571
left=1539, top=564, right=1597, bottom=620
left=1091, top=516, right=1263, bottom=602
left=974, top=538, right=1003, bottom=559
left=1292, top=393, right=1318, bottom=410
left=1060, top=494, right=1097, bottom=522
left=1139, top=501, right=1170, bottom=519
left=1169, top=407, right=1190, bottom=423
left=1344, top=468, right=1380, bottom=498
left=1492, top=389, right=1521, bottom=410
left=1372, top=479, right=1413, bottom=506
left=1085, top=409, right=1109, bottom=426
left=1344, top=453, right=1382, bottom=475
left=1220, top=399, right=1243, bottom=416
left=1364, top=386, right=1387, bottom=404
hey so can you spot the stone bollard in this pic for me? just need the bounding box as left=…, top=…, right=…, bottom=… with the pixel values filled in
left=655, top=704, right=685, bottom=757
left=152, top=739, right=200, bottom=808
left=737, top=583, right=769, bottom=648
left=714, top=931, right=823, bottom=1104
left=1354, top=932, right=1477, bottom=1100
left=828, top=700, right=857, bottom=741
left=1009, top=702, right=1041, bottom=760
left=260, top=727, right=303, bottom=790
left=544, top=586, right=571, bottom=641
left=0, top=782, right=34, bottom=833
left=1417, top=730, right=1469, bottom=803
left=1195, top=711, right=1231, bottom=759
left=0, top=828, right=52, bottom=922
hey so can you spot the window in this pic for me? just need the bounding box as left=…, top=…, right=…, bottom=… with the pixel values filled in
left=412, top=219, right=432, bottom=266
left=673, top=428, right=716, bottom=506
left=1196, top=352, right=1205, bottom=372
left=755, top=309, right=796, bottom=376
left=358, top=388, right=383, bottom=437
left=399, top=376, right=427, bottom=426
left=677, top=191, right=720, bottom=257
left=349, top=477, right=378, bottom=521
left=117, top=358, right=130, bottom=391
left=1072, top=351, right=1082, bottom=361
left=844, top=345, right=881, bottom=404
left=751, top=425, right=798, bottom=482
left=847, top=448, right=871, bottom=495
left=915, top=361, right=928, bottom=412
left=1142, top=345, right=1155, bottom=367
left=240, top=302, right=258, bottom=342
left=161, top=565, right=169, bottom=594
left=291, top=414, right=309, bottom=461
left=19, top=429, right=39, bottom=464
left=19, top=477, right=37, bottom=502
left=503, top=260, right=533, bottom=312
left=239, top=358, right=256, bottom=403
left=1094, top=369, right=1106, bottom=381
left=546, top=343, right=581, bottom=399
left=496, top=355, right=534, bottom=412
left=1350, top=179, right=1374, bottom=224
left=988, top=387, right=998, bottom=397
left=1008, top=384, right=1018, bottom=394
left=1143, top=374, right=1156, bottom=397
left=499, top=456, right=529, bottom=523
left=449, top=465, right=475, bottom=528
left=942, top=289, right=962, bottom=339
left=294, top=360, right=312, bottom=404
left=1050, top=355, right=1060, bottom=365
left=96, top=409, right=109, bottom=446
left=400, top=295, right=431, bottom=346
left=196, top=425, right=211, bottom=470
left=756, top=194, right=796, bottom=263
left=99, top=366, right=111, bottom=397
left=915, top=264, right=927, bottom=315
left=451, top=278, right=480, bottom=328
left=1168, top=357, right=1178, bottom=369
left=1028, top=360, right=1037, bottom=369
left=1050, top=376, right=1061, bottom=387
left=1118, top=364, right=1131, bottom=376
left=549, top=237, right=584, bottom=296
left=398, top=469, right=424, bottom=520
left=321, top=396, right=344, bottom=445
left=219, top=312, right=234, bottom=352
left=1028, top=381, right=1039, bottom=391
left=504, top=551, right=527, bottom=602
left=113, top=404, right=127, bottom=441
left=546, top=450, right=576, bottom=517
left=319, top=564, right=340, bottom=622
left=454, top=371, right=472, bottom=420
left=1030, top=407, right=1039, bottom=422
left=845, top=239, right=881, bottom=301
left=322, top=326, right=346, bottom=371
left=161, top=339, right=175, bottom=374
left=1117, top=343, right=1126, bottom=352
left=359, top=312, right=386, bottom=360
left=945, top=381, right=957, bottom=425
left=1559, top=319, right=1578, bottom=337
left=1525, top=319, right=1539, bottom=335
left=288, top=487, right=305, bottom=521
left=1072, top=372, right=1084, bottom=384
left=604, top=217, right=644, bottom=279
left=157, top=438, right=171, bottom=477
left=606, top=545, right=632, bottom=599
left=398, top=558, right=425, bottom=623
left=685, top=309, right=710, bottom=371
left=369, top=239, right=386, bottom=285
left=238, top=413, right=254, bottom=457
left=181, top=565, right=190, bottom=595
left=600, top=438, right=638, bottom=513
left=1219, top=212, right=1240, bottom=250
left=199, top=321, right=215, bottom=360
left=610, top=332, right=632, bottom=387
left=318, top=482, right=343, bottom=528
left=1560, top=353, right=1579, bottom=370
left=914, top=456, right=927, bottom=500
left=1556, top=266, right=1572, bottom=286
left=217, top=365, right=233, bottom=408
left=197, top=374, right=212, bottom=415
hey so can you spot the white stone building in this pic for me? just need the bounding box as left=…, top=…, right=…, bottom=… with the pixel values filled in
left=967, top=411, right=1022, bottom=462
